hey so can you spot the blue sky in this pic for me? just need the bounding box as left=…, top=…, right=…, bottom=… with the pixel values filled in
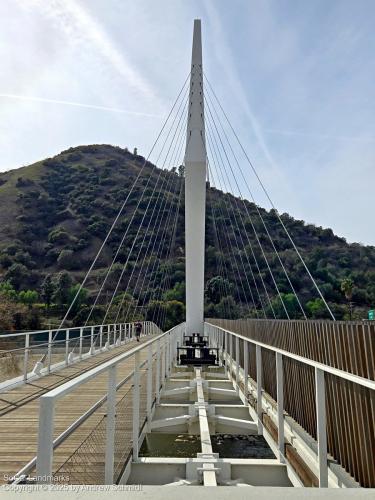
left=0, top=0, right=374, bottom=245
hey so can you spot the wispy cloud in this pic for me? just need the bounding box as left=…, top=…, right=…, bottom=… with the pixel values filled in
left=20, top=0, right=156, bottom=100
left=263, top=127, right=375, bottom=143
left=203, top=0, right=282, bottom=170
left=0, top=93, right=161, bottom=118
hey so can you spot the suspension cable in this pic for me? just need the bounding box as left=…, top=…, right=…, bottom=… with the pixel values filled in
left=204, top=73, right=335, bottom=320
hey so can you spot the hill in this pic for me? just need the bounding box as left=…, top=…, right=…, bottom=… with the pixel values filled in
left=0, top=144, right=374, bottom=329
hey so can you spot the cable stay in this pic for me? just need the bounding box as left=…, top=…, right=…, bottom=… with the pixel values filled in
left=203, top=73, right=335, bottom=321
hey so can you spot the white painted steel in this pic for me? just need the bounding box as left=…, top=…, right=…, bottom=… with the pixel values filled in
left=0, top=321, right=161, bottom=391
left=276, top=352, right=285, bottom=463
left=65, top=329, right=70, bottom=366
left=205, top=321, right=374, bottom=488
left=132, top=351, right=140, bottom=461
left=146, top=344, right=153, bottom=431
left=235, top=336, right=240, bottom=395
left=315, top=367, right=328, bottom=487
left=256, top=345, right=263, bottom=435
left=34, top=323, right=184, bottom=483
left=23, top=334, right=29, bottom=381
left=185, top=19, right=207, bottom=335
left=105, top=366, right=117, bottom=484
left=243, top=339, right=249, bottom=405
left=35, top=397, right=55, bottom=481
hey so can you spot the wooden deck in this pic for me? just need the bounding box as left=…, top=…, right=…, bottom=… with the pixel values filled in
left=0, top=336, right=153, bottom=484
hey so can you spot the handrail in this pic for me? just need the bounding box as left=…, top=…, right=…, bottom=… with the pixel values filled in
left=0, top=322, right=124, bottom=339
left=0, top=321, right=162, bottom=389
left=206, top=322, right=375, bottom=390
left=205, top=321, right=374, bottom=488
left=35, top=322, right=185, bottom=484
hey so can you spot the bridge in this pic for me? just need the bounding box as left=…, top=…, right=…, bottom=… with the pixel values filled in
left=0, top=19, right=374, bottom=497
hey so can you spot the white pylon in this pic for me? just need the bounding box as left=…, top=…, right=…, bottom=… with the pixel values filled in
left=185, top=19, right=206, bottom=335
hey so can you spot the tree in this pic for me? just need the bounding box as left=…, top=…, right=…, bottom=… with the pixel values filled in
left=41, top=275, right=55, bottom=309
left=4, top=263, right=28, bottom=290
left=205, top=276, right=232, bottom=304
left=66, top=284, right=88, bottom=316
left=267, top=293, right=302, bottom=319
left=57, top=249, right=75, bottom=270
left=215, top=296, right=239, bottom=319
left=0, top=281, right=18, bottom=301
left=163, top=282, right=185, bottom=302
left=18, top=290, right=38, bottom=309
left=165, top=300, right=185, bottom=330
left=306, top=299, right=332, bottom=319
left=53, top=272, right=73, bottom=306
left=341, top=278, right=354, bottom=320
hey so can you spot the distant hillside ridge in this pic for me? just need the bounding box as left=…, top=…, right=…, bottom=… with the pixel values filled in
left=0, top=144, right=374, bottom=322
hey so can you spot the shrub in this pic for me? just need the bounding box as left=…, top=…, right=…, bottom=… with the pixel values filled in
left=57, top=249, right=75, bottom=269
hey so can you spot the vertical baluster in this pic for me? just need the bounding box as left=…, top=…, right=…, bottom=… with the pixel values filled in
left=243, top=339, right=249, bottom=405
left=23, top=334, right=30, bottom=381
left=36, top=396, right=55, bottom=482
left=79, top=327, right=83, bottom=360
left=156, top=338, right=161, bottom=402
left=147, top=344, right=153, bottom=431
left=104, top=365, right=117, bottom=484
left=276, top=352, right=285, bottom=462
left=256, top=345, right=263, bottom=435
left=235, top=336, right=240, bottom=395
left=90, top=326, right=94, bottom=355
left=65, top=329, right=70, bottom=366
left=315, top=367, right=328, bottom=487
left=47, top=330, right=52, bottom=373
left=229, top=332, right=233, bottom=379
left=132, top=351, right=140, bottom=460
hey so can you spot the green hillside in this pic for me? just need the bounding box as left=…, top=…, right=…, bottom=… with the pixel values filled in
left=0, top=144, right=374, bottom=330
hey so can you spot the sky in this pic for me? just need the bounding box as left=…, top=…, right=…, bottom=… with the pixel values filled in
left=0, top=0, right=374, bottom=245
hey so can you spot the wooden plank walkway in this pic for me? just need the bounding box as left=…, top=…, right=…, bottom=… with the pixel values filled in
left=0, top=336, right=154, bottom=484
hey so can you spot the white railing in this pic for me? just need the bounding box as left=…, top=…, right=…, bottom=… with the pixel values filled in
left=0, top=321, right=162, bottom=389
left=34, top=322, right=185, bottom=484
left=205, top=321, right=375, bottom=488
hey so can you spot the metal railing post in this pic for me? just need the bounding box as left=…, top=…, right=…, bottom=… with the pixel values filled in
left=229, top=332, right=233, bottom=378
left=79, top=327, right=83, bottom=360
left=256, top=345, right=263, bottom=435
left=156, top=339, right=161, bottom=401
left=224, top=330, right=228, bottom=369
left=164, top=339, right=168, bottom=380
left=99, top=325, right=103, bottom=351
left=235, top=336, right=240, bottom=394
left=36, top=396, right=55, bottom=482
left=276, top=352, right=285, bottom=463
left=65, top=329, right=70, bottom=366
left=146, top=344, right=153, bottom=431
left=243, top=339, right=249, bottom=405
left=161, top=340, right=166, bottom=388
left=90, top=326, right=94, bottom=355
left=315, top=367, right=328, bottom=487
left=167, top=334, right=171, bottom=375
left=23, top=334, right=30, bottom=381
left=47, top=330, right=52, bottom=373
left=132, top=351, right=140, bottom=460
left=104, top=365, right=117, bottom=484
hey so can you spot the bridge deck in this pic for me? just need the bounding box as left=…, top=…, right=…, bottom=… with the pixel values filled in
left=0, top=336, right=152, bottom=484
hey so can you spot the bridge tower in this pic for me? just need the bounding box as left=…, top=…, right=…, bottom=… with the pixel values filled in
left=185, top=19, right=207, bottom=336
